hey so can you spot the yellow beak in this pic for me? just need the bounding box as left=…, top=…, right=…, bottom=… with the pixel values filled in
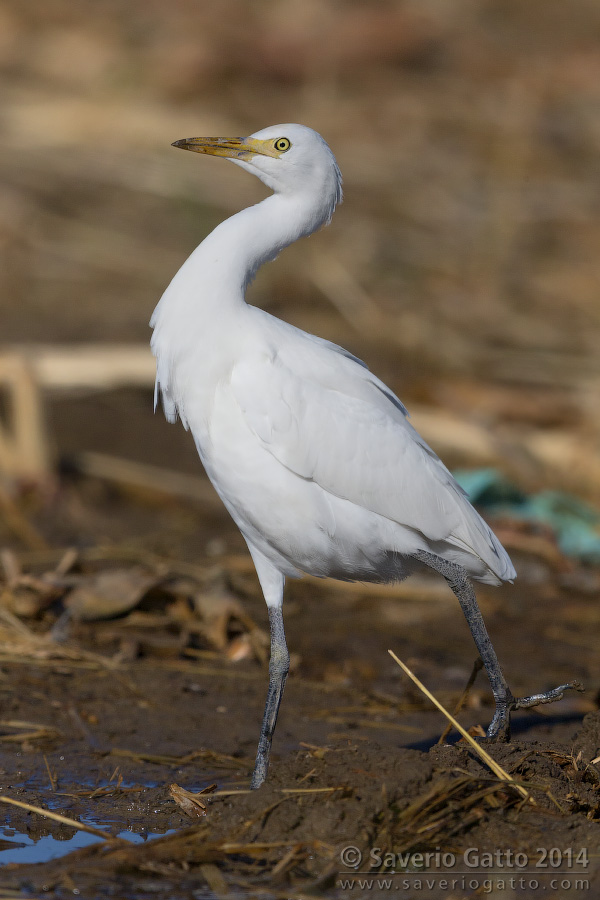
left=172, top=136, right=281, bottom=159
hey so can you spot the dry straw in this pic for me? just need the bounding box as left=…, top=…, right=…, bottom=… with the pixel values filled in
left=0, top=796, right=119, bottom=840
left=388, top=650, right=531, bottom=802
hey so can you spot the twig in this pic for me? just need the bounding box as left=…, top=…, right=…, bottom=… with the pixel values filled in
left=388, top=650, right=531, bottom=802
left=0, top=719, right=61, bottom=743
left=0, top=548, right=20, bottom=582
left=109, top=746, right=250, bottom=768
left=9, top=545, right=212, bottom=583
left=219, top=839, right=309, bottom=852
left=198, top=863, right=229, bottom=896
left=280, top=787, right=345, bottom=794
left=438, top=657, right=484, bottom=745
left=236, top=797, right=295, bottom=835
left=0, top=796, right=120, bottom=840
left=43, top=754, right=57, bottom=791
left=0, top=609, right=36, bottom=638
left=308, top=714, right=420, bottom=732
left=211, top=789, right=252, bottom=796
left=68, top=704, right=103, bottom=751
left=270, top=843, right=306, bottom=880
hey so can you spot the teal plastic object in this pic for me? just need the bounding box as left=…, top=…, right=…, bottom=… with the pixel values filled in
left=454, top=468, right=600, bottom=564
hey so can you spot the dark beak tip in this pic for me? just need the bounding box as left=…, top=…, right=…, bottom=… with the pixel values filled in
left=172, top=139, right=185, bottom=149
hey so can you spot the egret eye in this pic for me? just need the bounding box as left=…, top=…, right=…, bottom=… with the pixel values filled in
left=274, top=137, right=291, bottom=152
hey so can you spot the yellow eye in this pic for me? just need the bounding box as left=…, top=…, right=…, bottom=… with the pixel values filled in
left=274, top=137, right=291, bottom=152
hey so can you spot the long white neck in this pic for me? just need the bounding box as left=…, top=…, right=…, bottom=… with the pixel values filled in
left=152, top=190, right=329, bottom=343
left=151, top=188, right=333, bottom=422
left=193, top=191, right=326, bottom=303
left=150, top=189, right=328, bottom=413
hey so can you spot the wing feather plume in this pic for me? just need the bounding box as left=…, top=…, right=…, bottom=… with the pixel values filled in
left=231, top=335, right=515, bottom=582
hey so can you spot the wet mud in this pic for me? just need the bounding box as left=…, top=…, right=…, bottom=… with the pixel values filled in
left=0, top=501, right=598, bottom=898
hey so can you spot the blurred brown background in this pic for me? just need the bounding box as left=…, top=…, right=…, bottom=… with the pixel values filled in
left=0, top=0, right=599, bottom=498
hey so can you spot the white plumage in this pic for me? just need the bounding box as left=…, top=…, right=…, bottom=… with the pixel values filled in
left=150, top=123, right=578, bottom=788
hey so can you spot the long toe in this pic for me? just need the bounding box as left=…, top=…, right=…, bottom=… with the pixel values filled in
left=513, top=680, right=584, bottom=711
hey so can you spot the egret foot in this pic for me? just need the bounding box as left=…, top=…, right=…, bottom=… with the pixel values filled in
left=250, top=604, right=289, bottom=790
left=412, top=550, right=584, bottom=742
left=486, top=680, right=585, bottom=741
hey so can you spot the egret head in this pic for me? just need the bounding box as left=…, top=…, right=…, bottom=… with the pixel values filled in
left=172, top=123, right=342, bottom=221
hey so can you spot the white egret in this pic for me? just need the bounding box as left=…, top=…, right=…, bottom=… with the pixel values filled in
left=151, top=124, right=579, bottom=789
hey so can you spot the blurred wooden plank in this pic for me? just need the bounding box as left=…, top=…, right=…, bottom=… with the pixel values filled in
left=0, top=345, right=598, bottom=508
left=72, top=451, right=221, bottom=508
left=0, top=352, right=52, bottom=482
left=4, top=344, right=155, bottom=392
left=0, top=344, right=155, bottom=484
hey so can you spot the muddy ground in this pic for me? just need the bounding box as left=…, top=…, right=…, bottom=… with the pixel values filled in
left=0, top=475, right=598, bottom=899
left=1, top=2, right=600, bottom=895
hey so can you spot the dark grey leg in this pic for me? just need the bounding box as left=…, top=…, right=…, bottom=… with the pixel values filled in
left=250, top=604, right=290, bottom=789
left=413, top=550, right=582, bottom=739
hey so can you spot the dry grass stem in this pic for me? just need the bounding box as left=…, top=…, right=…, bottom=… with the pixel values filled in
left=43, top=754, right=57, bottom=791
left=198, top=863, right=229, bottom=896
left=388, top=650, right=531, bottom=802
left=387, top=773, right=526, bottom=851
left=237, top=797, right=296, bottom=835
left=211, top=789, right=253, bottom=797
left=438, top=657, right=484, bottom=745
left=219, top=840, right=319, bottom=852
left=270, top=843, right=307, bottom=880
left=0, top=719, right=61, bottom=744
left=110, top=747, right=250, bottom=768
left=0, top=796, right=119, bottom=840
left=279, top=787, right=346, bottom=794
left=59, top=785, right=144, bottom=800
left=309, top=713, right=420, bottom=732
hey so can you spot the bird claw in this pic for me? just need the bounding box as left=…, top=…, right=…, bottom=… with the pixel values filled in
left=486, top=680, right=584, bottom=741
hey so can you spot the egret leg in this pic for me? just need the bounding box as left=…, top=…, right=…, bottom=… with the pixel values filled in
left=245, top=548, right=289, bottom=789
left=413, top=550, right=582, bottom=739
left=251, top=603, right=289, bottom=789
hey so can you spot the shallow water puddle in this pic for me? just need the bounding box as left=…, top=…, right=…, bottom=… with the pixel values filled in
left=0, top=825, right=173, bottom=866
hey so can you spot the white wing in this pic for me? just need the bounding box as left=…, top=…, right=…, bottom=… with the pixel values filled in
left=231, top=331, right=514, bottom=580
